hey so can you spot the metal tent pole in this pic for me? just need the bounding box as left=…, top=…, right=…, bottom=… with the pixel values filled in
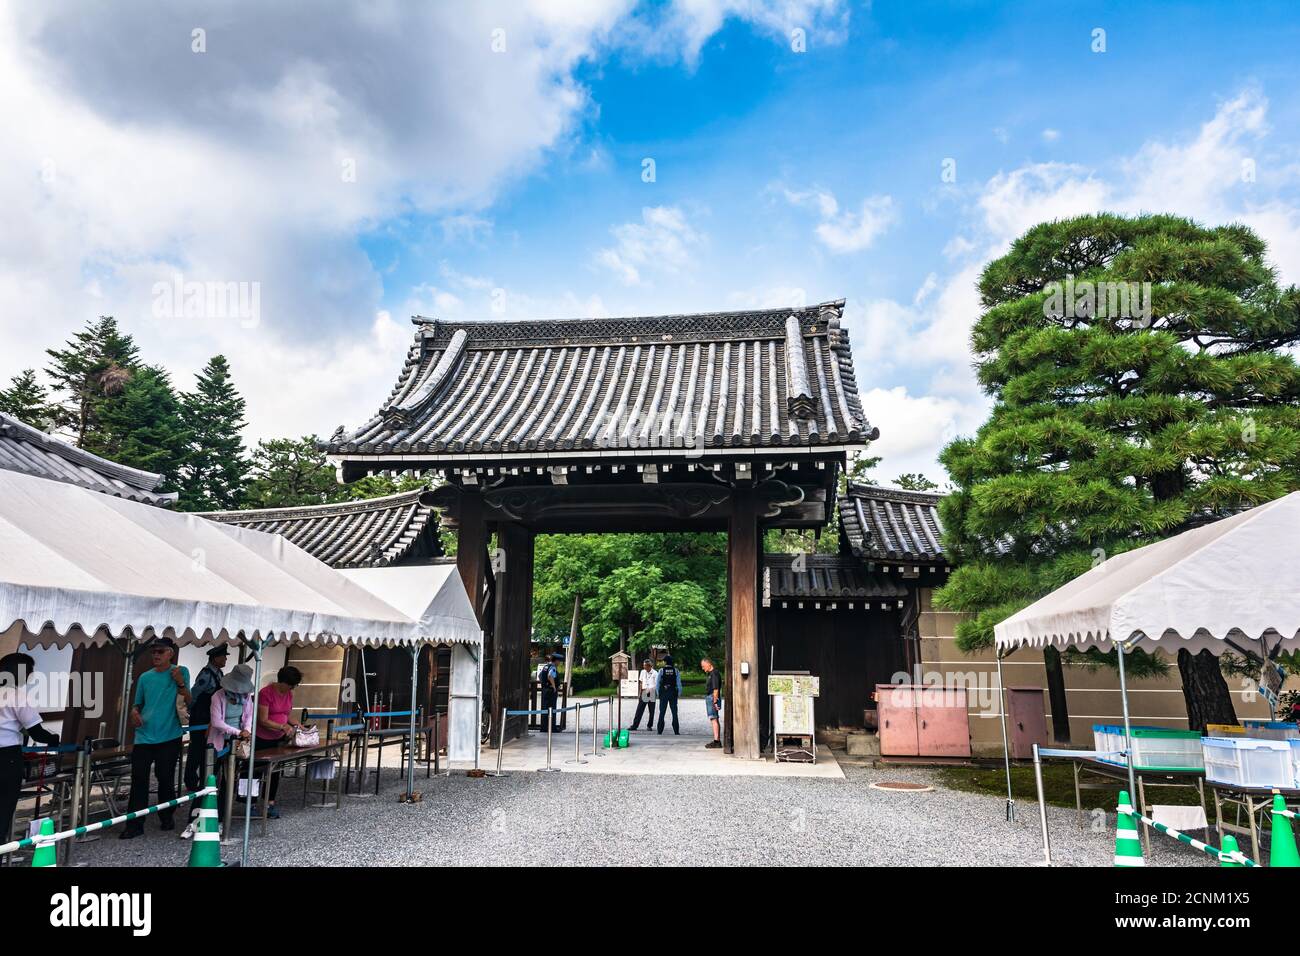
left=240, top=638, right=264, bottom=868
left=1033, top=743, right=1051, bottom=865
left=405, top=644, right=418, bottom=801
left=474, top=643, right=483, bottom=771
left=1115, top=638, right=1138, bottom=802
left=996, top=650, right=1015, bottom=822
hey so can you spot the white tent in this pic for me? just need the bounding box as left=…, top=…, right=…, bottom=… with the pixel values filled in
left=0, top=469, right=467, bottom=865
left=995, top=491, right=1300, bottom=657
left=0, top=469, right=425, bottom=653
left=338, top=564, right=483, bottom=767
left=992, top=491, right=1300, bottom=853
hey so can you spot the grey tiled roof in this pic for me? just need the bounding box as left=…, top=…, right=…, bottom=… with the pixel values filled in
left=328, top=300, right=874, bottom=463
left=202, top=490, right=440, bottom=568
left=0, top=412, right=176, bottom=506
left=763, top=552, right=907, bottom=606
left=839, top=482, right=946, bottom=564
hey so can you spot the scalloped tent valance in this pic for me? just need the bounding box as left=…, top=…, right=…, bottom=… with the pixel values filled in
left=994, top=491, right=1300, bottom=657
left=0, top=469, right=480, bottom=654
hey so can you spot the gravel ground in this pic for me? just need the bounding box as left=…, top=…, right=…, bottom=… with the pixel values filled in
left=55, top=759, right=1212, bottom=868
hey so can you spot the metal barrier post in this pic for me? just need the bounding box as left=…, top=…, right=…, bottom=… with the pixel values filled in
left=540, top=709, right=560, bottom=772
left=588, top=699, right=602, bottom=757
left=492, top=707, right=508, bottom=777
left=566, top=704, right=587, bottom=766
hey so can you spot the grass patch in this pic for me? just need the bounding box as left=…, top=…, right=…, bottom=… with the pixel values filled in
left=936, top=763, right=1206, bottom=812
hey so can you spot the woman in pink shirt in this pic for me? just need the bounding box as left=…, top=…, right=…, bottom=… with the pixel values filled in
left=255, top=665, right=301, bottom=818
left=199, top=663, right=254, bottom=830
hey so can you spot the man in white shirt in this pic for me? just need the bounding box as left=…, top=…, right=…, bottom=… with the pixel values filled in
left=629, top=658, right=658, bottom=731
left=1, top=653, right=60, bottom=842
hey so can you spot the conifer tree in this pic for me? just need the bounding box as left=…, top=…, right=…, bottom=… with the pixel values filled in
left=44, top=316, right=140, bottom=445
left=95, top=365, right=189, bottom=491
left=177, top=355, right=248, bottom=511
left=0, top=369, right=53, bottom=429
left=936, top=214, right=1300, bottom=731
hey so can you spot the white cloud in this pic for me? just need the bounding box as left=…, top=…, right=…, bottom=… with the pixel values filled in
left=780, top=186, right=897, bottom=253
left=860, top=386, right=989, bottom=486
left=0, top=1, right=795, bottom=442
left=595, top=206, right=705, bottom=285
left=616, top=0, right=850, bottom=66
left=1041, top=128, right=1060, bottom=142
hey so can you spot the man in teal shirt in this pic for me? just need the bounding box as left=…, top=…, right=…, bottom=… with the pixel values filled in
left=121, top=637, right=191, bottom=839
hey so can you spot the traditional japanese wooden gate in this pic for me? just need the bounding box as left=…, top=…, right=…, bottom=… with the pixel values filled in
left=326, top=300, right=875, bottom=758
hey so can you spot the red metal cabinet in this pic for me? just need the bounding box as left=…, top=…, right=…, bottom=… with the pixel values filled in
left=876, top=684, right=971, bottom=758
left=878, top=684, right=920, bottom=756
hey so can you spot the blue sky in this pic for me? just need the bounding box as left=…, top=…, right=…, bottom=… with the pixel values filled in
left=3, top=1, right=1299, bottom=482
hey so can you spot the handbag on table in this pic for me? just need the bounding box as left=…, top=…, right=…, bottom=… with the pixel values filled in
left=293, top=724, right=320, bottom=747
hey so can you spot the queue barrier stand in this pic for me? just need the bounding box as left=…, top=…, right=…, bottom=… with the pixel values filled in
left=1113, top=790, right=1257, bottom=867
left=1266, top=795, right=1300, bottom=866
left=1, top=785, right=218, bottom=862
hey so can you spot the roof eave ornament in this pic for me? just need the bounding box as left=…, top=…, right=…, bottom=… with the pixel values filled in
left=783, top=313, right=817, bottom=419
left=382, top=327, right=469, bottom=430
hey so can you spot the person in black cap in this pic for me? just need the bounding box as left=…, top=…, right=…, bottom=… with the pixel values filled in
left=656, top=655, right=682, bottom=735
left=183, top=645, right=228, bottom=795
left=540, top=652, right=563, bottom=734
left=121, top=637, right=191, bottom=839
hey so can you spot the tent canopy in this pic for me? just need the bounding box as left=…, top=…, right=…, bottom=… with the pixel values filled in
left=338, top=563, right=481, bottom=647
left=995, top=491, right=1300, bottom=656
left=0, top=469, right=431, bottom=651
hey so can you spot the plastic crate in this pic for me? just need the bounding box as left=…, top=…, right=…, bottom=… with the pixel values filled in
left=1202, top=736, right=1297, bottom=789
left=1241, top=720, right=1300, bottom=740
left=1092, top=724, right=1202, bottom=770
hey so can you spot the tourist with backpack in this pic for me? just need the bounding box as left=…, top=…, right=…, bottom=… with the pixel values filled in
left=184, top=646, right=228, bottom=793
left=656, top=655, right=682, bottom=735
left=540, top=652, right=562, bottom=734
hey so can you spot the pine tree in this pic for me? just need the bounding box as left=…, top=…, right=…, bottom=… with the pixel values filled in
left=177, top=355, right=248, bottom=511
left=0, top=369, right=53, bottom=429
left=44, top=316, right=140, bottom=445
left=95, top=365, right=189, bottom=491
left=936, top=214, right=1300, bottom=732
left=244, top=436, right=339, bottom=508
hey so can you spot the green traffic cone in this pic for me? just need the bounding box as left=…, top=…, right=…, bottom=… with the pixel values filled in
left=1113, top=791, right=1144, bottom=867
left=1269, top=794, right=1300, bottom=867
left=187, top=775, right=223, bottom=868
left=1219, top=834, right=1245, bottom=867
left=30, top=818, right=56, bottom=868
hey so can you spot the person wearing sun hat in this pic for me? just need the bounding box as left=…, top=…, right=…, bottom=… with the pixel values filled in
left=201, top=663, right=255, bottom=830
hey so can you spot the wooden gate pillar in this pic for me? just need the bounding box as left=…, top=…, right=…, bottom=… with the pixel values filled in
left=493, top=522, right=535, bottom=742
left=728, top=487, right=762, bottom=759
left=455, top=490, right=489, bottom=629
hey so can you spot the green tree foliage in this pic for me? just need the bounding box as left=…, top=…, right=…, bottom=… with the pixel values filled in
left=894, top=473, right=939, bottom=491
left=936, top=213, right=1300, bottom=729
left=94, top=365, right=189, bottom=491
left=45, top=316, right=140, bottom=445
left=177, top=355, right=248, bottom=511
left=243, top=435, right=432, bottom=510
left=244, top=435, right=340, bottom=508
left=0, top=369, right=53, bottom=429
left=532, top=533, right=726, bottom=667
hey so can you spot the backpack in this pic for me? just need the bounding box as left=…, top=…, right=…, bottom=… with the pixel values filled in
left=659, top=665, right=679, bottom=697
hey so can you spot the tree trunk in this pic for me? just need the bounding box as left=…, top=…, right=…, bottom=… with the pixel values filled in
left=1042, top=646, right=1071, bottom=743
left=1177, top=648, right=1237, bottom=731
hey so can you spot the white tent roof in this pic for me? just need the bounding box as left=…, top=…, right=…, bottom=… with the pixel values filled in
left=0, top=469, right=428, bottom=651
left=338, top=563, right=481, bottom=646
left=995, top=491, right=1300, bottom=655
